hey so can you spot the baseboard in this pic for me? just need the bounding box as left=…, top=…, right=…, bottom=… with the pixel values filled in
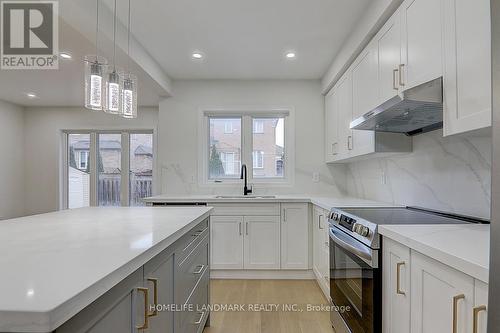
left=313, top=266, right=331, bottom=301
left=210, top=269, right=315, bottom=279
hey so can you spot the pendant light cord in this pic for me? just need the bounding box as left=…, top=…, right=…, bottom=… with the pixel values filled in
left=127, top=0, right=131, bottom=72
left=112, top=0, right=117, bottom=71
left=95, top=0, right=99, bottom=59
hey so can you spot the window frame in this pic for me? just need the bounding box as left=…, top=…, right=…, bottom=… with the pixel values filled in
left=198, top=108, right=294, bottom=187
left=61, top=129, right=156, bottom=209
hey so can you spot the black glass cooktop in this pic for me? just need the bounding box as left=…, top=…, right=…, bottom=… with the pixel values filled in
left=338, top=207, right=487, bottom=225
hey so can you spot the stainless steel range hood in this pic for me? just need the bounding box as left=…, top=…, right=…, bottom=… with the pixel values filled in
left=350, top=77, right=443, bottom=136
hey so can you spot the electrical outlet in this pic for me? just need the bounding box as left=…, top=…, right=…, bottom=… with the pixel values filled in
left=312, top=172, right=320, bottom=183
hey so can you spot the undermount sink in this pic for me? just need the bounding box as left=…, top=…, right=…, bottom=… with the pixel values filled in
left=214, top=195, right=277, bottom=199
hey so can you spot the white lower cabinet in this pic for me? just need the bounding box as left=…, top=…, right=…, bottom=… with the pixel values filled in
left=383, top=237, right=488, bottom=333
left=210, top=216, right=244, bottom=269
left=281, top=203, right=309, bottom=269
left=244, top=216, right=281, bottom=269
left=382, top=238, right=410, bottom=333
left=210, top=203, right=310, bottom=271
left=312, top=206, right=330, bottom=298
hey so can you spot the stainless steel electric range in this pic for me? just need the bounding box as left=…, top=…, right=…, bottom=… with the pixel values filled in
left=327, top=206, right=488, bottom=333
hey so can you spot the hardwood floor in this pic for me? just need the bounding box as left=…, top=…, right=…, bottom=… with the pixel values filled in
left=204, top=279, right=335, bottom=333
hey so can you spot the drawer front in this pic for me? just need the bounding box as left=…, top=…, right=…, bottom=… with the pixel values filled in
left=209, top=203, right=280, bottom=216
left=175, top=234, right=209, bottom=304
left=175, top=218, right=209, bottom=263
left=177, top=269, right=210, bottom=333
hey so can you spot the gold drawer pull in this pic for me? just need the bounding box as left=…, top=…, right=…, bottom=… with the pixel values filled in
left=194, top=311, right=205, bottom=325
left=473, top=305, right=487, bottom=333
left=147, top=278, right=158, bottom=317
left=453, top=294, right=465, bottom=333
left=396, top=262, right=405, bottom=295
left=136, top=287, right=149, bottom=330
left=193, top=265, right=205, bottom=274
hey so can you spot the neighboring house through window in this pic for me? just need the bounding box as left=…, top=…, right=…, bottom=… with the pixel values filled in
left=202, top=111, right=292, bottom=184
left=78, top=151, right=89, bottom=170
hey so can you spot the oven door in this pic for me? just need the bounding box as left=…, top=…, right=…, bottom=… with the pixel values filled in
left=329, top=227, right=381, bottom=333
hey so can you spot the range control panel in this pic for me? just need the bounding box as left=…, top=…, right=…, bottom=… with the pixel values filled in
left=329, top=210, right=371, bottom=238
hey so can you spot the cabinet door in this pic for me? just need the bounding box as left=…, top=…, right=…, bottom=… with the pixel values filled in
left=442, top=0, right=491, bottom=136
left=325, top=87, right=339, bottom=162
left=145, top=254, right=174, bottom=333
left=401, top=0, right=443, bottom=90
left=352, top=41, right=379, bottom=119
left=56, top=269, right=144, bottom=333
left=312, top=207, right=321, bottom=274
left=210, top=216, right=243, bottom=269
left=378, top=12, right=402, bottom=102
left=343, top=66, right=375, bottom=158
left=382, top=238, right=410, bottom=333
left=243, top=216, right=280, bottom=269
left=281, top=203, right=309, bottom=269
left=336, top=73, right=353, bottom=159
left=410, top=251, right=474, bottom=333
left=473, top=280, right=488, bottom=333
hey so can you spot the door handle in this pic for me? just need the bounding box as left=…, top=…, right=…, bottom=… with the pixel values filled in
left=393, top=68, right=399, bottom=90
left=239, top=221, right=242, bottom=236
left=399, top=64, right=405, bottom=87
left=283, top=209, right=287, bottom=222
left=452, top=294, right=465, bottom=333
left=147, top=278, right=158, bottom=318
left=136, top=287, right=149, bottom=330
left=396, top=262, right=405, bottom=295
left=473, top=305, right=487, bottom=333
left=347, top=135, right=353, bottom=150
left=319, top=215, right=324, bottom=229
left=245, top=222, right=249, bottom=235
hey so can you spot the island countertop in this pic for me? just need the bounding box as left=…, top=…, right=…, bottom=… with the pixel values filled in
left=0, top=206, right=212, bottom=333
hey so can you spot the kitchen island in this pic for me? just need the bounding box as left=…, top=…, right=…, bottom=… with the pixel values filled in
left=0, top=206, right=212, bottom=333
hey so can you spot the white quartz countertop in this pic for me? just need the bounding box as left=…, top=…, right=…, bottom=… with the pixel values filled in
left=143, top=194, right=395, bottom=210
left=379, top=224, right=490, bottom=283
left=0, top=206, right=212, bottom=333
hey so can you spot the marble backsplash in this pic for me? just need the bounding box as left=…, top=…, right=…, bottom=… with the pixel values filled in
left=344, top=129, right=492, bottom=219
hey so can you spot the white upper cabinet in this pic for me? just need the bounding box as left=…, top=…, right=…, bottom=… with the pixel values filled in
left=400, top=0, right=443, bottom=90
left=442, top=0, right=491, bottom=136
left=377, top=11, right=403, bottom=101
left=352, top=40, right=379, bottom=119
left=336, top=72, right=354, bottom=159
left=324, top=86, right=339, bottom=163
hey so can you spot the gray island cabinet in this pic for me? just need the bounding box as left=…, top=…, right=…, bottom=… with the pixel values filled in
left=56, top=218, right=210, bottom=333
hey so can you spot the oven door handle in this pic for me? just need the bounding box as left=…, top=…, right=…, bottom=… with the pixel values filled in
left=329, top=228, right=374, bottom=263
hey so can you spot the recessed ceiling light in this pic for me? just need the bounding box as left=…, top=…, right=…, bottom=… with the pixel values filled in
left=59, top=52, right=72, bottom=59
left=192, top=52, right=204, bottom=60
left=26, top=92, right=37, bottom=99
left=285, top=52, right=296, bottom=59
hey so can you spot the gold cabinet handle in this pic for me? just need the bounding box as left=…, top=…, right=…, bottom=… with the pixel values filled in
left=399, top=64, right=405, bottom=86
left=147, top=278, right=158, bottom=318
left=393, top=68, right=399, bottom=90
left=193, top=264, right=205, bottom=274
left=194, top=311, right=205, bottom=325
left=453, top=294, right=465, bottom=333
left=396, top=262, right=405, bottom=295
left=136, top=287, right=149, bottom=330
left=473, top=305, right=487, bottom=333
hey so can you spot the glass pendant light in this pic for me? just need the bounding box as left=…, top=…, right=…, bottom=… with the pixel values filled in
left=84, top=0, right=107, bottom=111
left=104, top=0, right=123, bottom=114
left=121, top=0, right=138, bottom=118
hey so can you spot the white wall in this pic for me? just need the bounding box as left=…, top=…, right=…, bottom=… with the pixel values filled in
left=158, top=80, right=347, bottom=196
left=23, top=107, right=159, bottom=215
left=0, top=100, right=25, bottom=219
left=346, top=129, right=492, bottom=219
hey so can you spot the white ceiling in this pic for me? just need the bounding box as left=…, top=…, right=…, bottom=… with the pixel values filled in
left=0, top=0, right=371, bottom=107
left=0, top=19, right=163, bottom=107
left=105, top=0, right=371, bottom=79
